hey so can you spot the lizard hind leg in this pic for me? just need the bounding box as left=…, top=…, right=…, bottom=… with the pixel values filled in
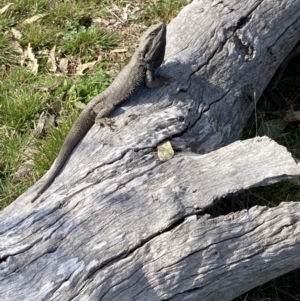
left=94, top=102, right=116, bottom=128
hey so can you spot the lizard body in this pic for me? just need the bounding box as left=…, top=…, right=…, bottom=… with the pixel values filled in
left=31, top=22, right=168, bottom=203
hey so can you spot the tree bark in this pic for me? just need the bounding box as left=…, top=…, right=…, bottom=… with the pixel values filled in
left=1, top=0, right=300, bottom=300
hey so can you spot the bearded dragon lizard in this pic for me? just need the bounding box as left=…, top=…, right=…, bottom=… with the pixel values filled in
left=31, top=22, right=168, bottom=202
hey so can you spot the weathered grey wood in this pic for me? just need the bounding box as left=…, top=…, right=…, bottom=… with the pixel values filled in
left=69, top=201, right=300, bottom=301
left=1, top=0, right=300, bottom=300
left=1, top=137, right=300, bottom=300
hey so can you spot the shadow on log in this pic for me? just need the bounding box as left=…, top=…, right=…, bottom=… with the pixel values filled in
left=1, top=0, right=300, bottom=300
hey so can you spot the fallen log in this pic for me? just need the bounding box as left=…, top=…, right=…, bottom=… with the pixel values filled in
left=1, top=0, right=300, bottom=300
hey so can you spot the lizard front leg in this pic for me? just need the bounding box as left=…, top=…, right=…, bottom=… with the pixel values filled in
left=146, top=69, right=171, bottom=88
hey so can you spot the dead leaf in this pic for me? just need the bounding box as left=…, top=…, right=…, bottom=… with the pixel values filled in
left=26, top=43, right=39, bottom=74
left=11, top=28, right=22, bottom=39
left=20, top=44, right=38, bottom=73
left=283, top=109, right=300, bottom=122
left=48, top=45, right=57, bottom=72
left=122, top=4, right=131, bottom=21
left=0, top=3, right=13, bottom=14
left=121, top=4, right=141, bottom=21
left=111, top=48, right=128, bottom=53
left=59, top=58, right=69, bottom=73
left=93, top=17, right=102, bottom=25
left=23, top=13, right=48, bottom=24
left=20, top=48, right=27, bottom=66
left=76, top=61, right=97, bottom=75
left=93, top=17, right=110, bottom=26
left=102, top=18, right=111, bottom=26
left=157, top=140, right=174, bottom=162
left=74, top=102, right=87, bottom=109
left=34, top=112, right=47, bottom=137
left=109, top=5, right=125, bottom=24
left=45, top=114, right=56, bottom=130
left=11, top=40, right=23, bottom=54
left=37, top=49, right=49, bottom=56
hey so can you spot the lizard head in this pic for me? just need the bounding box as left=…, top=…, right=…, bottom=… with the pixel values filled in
left=138, top=22, right=166, bottom=70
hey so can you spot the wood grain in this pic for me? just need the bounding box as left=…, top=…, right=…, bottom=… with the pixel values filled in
left=1, top=0, right=300, bottom=300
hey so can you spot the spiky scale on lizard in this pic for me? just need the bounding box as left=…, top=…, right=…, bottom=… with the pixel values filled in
left=31, top=22, right=169, bottom=203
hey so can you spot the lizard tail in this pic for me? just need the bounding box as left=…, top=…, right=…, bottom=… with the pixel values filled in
left=31, top=110, right=95, bottom=203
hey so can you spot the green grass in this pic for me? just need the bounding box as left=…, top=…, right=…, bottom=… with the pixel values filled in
left=140, top=0, right=189, bottom=24
left=0, top=0, right=300, bottom=300
left=0, top=0, right=189, bottom=207
left=0, top=0, right=122, bottom=206
left=61, top=22, right=119, bottom=57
